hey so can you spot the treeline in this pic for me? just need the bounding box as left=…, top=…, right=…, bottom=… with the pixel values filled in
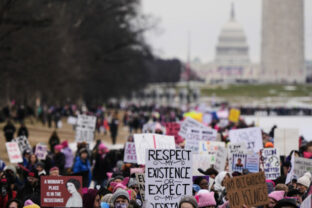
left=0, top=0, right=181, bottom=106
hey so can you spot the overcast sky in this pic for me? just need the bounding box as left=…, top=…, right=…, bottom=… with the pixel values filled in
left=142, top=0, right=312, bottom=63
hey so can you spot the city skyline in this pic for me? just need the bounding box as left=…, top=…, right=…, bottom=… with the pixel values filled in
left=142, top=0, right=312, bottom=63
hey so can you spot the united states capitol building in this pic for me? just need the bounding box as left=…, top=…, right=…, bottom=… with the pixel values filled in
left=193, top=1, right=307, bottom=84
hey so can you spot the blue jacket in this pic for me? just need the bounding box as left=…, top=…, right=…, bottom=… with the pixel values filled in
left=73, top=156, right=91, bottom=186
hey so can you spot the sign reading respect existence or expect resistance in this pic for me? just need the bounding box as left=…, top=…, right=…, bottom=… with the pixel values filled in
left=75, top=114, right=96, bottom=143
left=145, top=149, right=192, bottom=208
left=225, top=172, right=269, bottom=208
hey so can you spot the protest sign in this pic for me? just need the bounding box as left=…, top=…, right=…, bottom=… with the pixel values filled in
left=142, top=122, right=156, bottom=133
left=229, top=127, right=263, bottom=153
left=199, top=141, right=225, bottom=154
left=293, top=157, right=312, bottom=178
left=261, top=148, right=280, bottom=180
left=165, top=122, right=183, bottom=144
left=130, top=168, right=144, bottom=175
left=35, top=143, right=48, bottom=160
left=41, top=176, right=83, bottom=207
left=135, top=173, right=145, bottom=201
left=301, top=194, right=311, bottom=208
left=231, top=153, right=259, bottom=173
left=145, top=149, right=192, bottom=208
left=274, top=128, right=299, bottom=156
left=13, top=136, right=32, bottom=154
left=229, top=108, right=240, bottom=123
left=214, top=146, right=227, bottom=172
left=225, top=172, right=269, bottom=208
left=178, top=117, right=206, bottom=138
left=75, top=114, right=96, bottom=143
left=6, top=142, right=23, bottom=163
left=123, top=142, right=137, bottom=163
left=134, top=134, right=175, bottom=165
left=185, top=128, right=217, bottom=153
left=192, top=154, right=213, bottom=175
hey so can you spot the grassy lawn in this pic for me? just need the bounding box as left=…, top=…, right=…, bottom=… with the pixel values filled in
left=201, top=84, right=312, bottom=98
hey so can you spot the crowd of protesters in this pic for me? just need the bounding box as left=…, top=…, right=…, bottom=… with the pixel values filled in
left=0, top=103, right=311, bottom=208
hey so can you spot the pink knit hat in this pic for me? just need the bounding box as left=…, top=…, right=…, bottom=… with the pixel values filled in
left=196, top=191, right=216, bottom=208
left=99, top=143, right=109, bottom=153
left=54, top=144, right=63, bottom=151
left=268, top=191, right=285, bottom=202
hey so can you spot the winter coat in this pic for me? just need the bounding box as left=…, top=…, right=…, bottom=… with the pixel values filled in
left=53, top=152, right=65, bottom=174
left=73, top=156, right=91, bottom=187
left=62, top=147, right=74, bottom=169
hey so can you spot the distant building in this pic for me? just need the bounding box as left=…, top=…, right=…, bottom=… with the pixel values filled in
left=193, top=3, right=259, bottom=84
left=261, top=0, right=305, bottom=83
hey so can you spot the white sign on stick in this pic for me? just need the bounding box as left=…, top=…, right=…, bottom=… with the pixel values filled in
left=261, top=148, right=280, bottom=180
left=274, top=128, right=299, bottom=156
left=6, top=142, right=23, bottom=163
left=229, top=127, right=263, bottom=153
left=145, top=149, right=192, bottom=208
left=75, top=114, right=96, bottom=143
left=134, top=134, right=175, bottom=165
left=214, top=146, right=227, bottom=172
left=185, top=128, right=217, bottom=153
left=123, top=142, right=137, bottom=163
left=293, top=157, right=312, bottom=178
left=13, top=136, right=32, bottom=154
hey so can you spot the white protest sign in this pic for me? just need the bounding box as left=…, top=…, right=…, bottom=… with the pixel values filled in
left=13, top=136, right=32, bottom=154
left=229, top=127, right=263, bottom=153
left=178, top=117, right=206, bottom=138
left=35, top=143, right=48, bottom=160
left=75, top=114, right=96, bottom=143
left=6, top=142, right=23, bottom=163
left=123, top=142, right=137, bottom=163
left=185, top=128, right=217, bottom=153
left=136, top=173, right=145, bottom=201
left=142, top=122, right=156, bottom=133
left=293, top=157, right=312, bottom=178
left=199, top=141, right=225, bottom=154
left=274, top=128, right=299, bottom=156
left=134, top=134, right=175, bottom=165
left=145, top=149, right=192, bottom=208
left=192, top=154, right=213, bottom=175
left=214, top=146, right=227, bottom=173
left=231, top=153, right=259, bottom=173
left=261, top=148, right=280, bottom=180
left=300, top=194, right=311, bottom=208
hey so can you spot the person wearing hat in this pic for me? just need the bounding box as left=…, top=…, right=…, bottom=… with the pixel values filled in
left=195, top=191, right=216, bottom=208
left=49, top=166, right=60, bottom=176
left=61, top=140, right=74, bottom=174
left=265, top=191, right=285, bottom=208
left=23, top=199, right=40, bottom=208
left=35, top=161, right=46, bottom=176
left=296, top=172, right=311, bottom=199
left=112, top=189, right=130, bottom=208
left=179, top=196, right=198, bottom=208
left=53, top=144, right=65, bottom=175
left=93, top=143, right=110, bottom=188
left=73, top=148, right=92, bottom=187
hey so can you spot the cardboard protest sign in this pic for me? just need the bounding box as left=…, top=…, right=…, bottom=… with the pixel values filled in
left=6, top=142, right=23, bottom=163
left=231, top=153, right=259, bottom=173
left=300, top=193, right=311, bottom=208
left=214, top=146, right=227, bottom=172
left=41, top=176, right=83, bottom=207
left=134, top=134, right=175, bottom=165
left=229, top=108, right=240, bottom=123
left=192, top=154, right=213, bottom=175
left=229, top=127, right=263, bottom=153
left=225, top=172, right=269, bottom=208
left=274, top=128, right=299, bottom=156
left=293, top=157, right=312, bottom=178
left=145, top=149, right=192, bottom=208
left=13, top=136, right=32, bottom=154
left=75, top=114, right=96, bottom=143
left=123, top=142, right=137, bottom=163
left=135, top=173, right=145, bottom=201
left=35, top=143, right=48, bottom=160
left=261, top=148, right=280, bottom=180
left=165, top=122, right=183, bottom=144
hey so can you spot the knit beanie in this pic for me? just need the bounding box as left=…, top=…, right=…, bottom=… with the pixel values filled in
left=196, top=191, right=216, bottom=208
left=268, top=191, right=285, bottom=202
left=297, top=172, right=312, bottom=188
left=179, top=196, right=198, bottom=208
left=128, top=178, right=137, bottom=188
left=54, top=144, right=63, bottom=151
left=23, top=199, right=40, bottom=208
left=112, top=189, right=130, bottom=204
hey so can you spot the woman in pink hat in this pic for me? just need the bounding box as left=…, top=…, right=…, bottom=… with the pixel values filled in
left=195, top=191, right=216, bottom=208
left=265, top=191, right=285, bottom=208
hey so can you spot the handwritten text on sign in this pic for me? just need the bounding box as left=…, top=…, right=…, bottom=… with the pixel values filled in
left=225, top=172, right=269, bottom=208
left=6, top=142, right=23, bottom=163
left=123, top=142, right=137, bottom=163
left=229, top=127, right=263, bottom=153
left=145, top=149, right=192, bottom=208
left=261, top=148, right=280, bottom=180
left=75, top=115, right=96, bottom=143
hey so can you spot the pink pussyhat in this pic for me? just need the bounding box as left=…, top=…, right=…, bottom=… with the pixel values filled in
left=99, top=143, right=109, bottom=153
left=196, top=191, right=216, bottom=207
left=268, top=191, right=285, bottom=202
left=107, top=172, right=113, bottom=180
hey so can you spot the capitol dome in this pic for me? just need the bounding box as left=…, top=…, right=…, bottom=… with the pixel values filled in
left=215, top=3, right=250, bottom=65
